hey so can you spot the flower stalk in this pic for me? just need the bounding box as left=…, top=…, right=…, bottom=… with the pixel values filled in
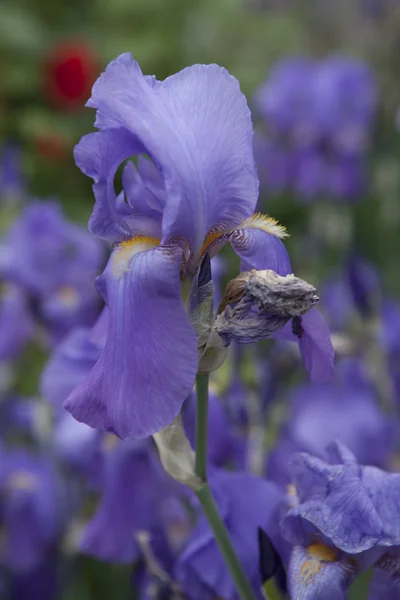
left=194, top=373, right=258, bottom=600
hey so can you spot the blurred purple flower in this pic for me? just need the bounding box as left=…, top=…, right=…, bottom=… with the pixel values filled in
left=80, top=438, right=184, bottom=563
left=347, top=254, right=382, bottom=317
left=0, top=450, right=65, bottom=574
left=254, top=55, right=378, bottom=201
left=65, top=53, right=293, bottom=439
left=0, top=201, right=103, bottom=296
left=175, top=470, right=284, bottom=600
left=41, top=324, right=104, bottom=409
left=0, top=284, right=34, bottom=362
left=267, top=368, right=396, bottom=485
left=40, top=282, right=102, bottom=342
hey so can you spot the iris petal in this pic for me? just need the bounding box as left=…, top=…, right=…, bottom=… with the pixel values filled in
left=64, top=244, right=198, bottom=439
left=288, top=545, right=353, bottom=600
left=86, top=53, right=259, bottom=256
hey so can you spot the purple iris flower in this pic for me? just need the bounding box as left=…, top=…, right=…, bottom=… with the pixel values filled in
left=282, top=441, right=400, bottom=599
left=64, top=52, right=304, bottom=439
left=267, top=363, right=396, bottom=485
left=0, top=450, right=65, bottom=574
left=0, top=284, right=34, bottom=362
left=0, top=200, right=103, bottom=296
left=175, top=470, right=284, bottom=600
left=80, top=437, right=185, bottom=563
left=254, top=55, right=377, bottom=201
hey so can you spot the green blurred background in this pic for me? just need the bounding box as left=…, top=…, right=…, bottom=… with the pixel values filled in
left=1, top=0, right=400, bottom=295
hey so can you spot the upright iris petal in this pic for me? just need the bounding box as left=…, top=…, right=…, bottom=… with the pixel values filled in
left=84, top=53, right=259, bottom=256
left=65, top=244, right=198, bottom=439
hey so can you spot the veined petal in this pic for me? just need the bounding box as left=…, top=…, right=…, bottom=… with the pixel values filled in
left=288, top=545, right=353, bottom=600
left=295, top=310, right=335, bottom=383
left=64, top=243, right=198, bottom=439
left=86, top=53, right=259, bottom=256
left=204, top=213, right=291, bottom=275
left=74, top=129, right=146, bottom=242
left=275, top=309, right=334, bottom=383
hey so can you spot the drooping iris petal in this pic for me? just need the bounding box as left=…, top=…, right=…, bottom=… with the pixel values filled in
left=276, top=309, right=334, bottom=383
left=297, top=310, right=335, bottom=383
left=86, top=53, right=259, bottom=256
left=41, top=327, right=102, bottom=408
left=288, top=545, right=353, bottom=600
left=65, top=244, right=198, bottom=439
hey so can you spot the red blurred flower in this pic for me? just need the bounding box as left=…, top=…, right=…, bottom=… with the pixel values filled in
left=34, top=132, right=69, bottom=160
left=44, top=41, right=100, bottom=110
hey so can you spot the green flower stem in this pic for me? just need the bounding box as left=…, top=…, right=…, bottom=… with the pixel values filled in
left=348, top=569, right=374, bottom=600
left=195, top=373, right=257, bottom=600
left=195, top=373, right=209, bottom=481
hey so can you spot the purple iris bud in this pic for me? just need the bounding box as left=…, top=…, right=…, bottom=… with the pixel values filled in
left=0, top=450, right=65, bottom=574
left=66, top=53, right=292, bottom=439
left=175, top=470, right=284, bottom=599
left=0, top=201, right=103, bottom=296
left=267, top=367, right=396, bottom=485
left=80, top=438, right=184, bottom=563
left=281, top=441, right=400, bottom=597
left=0, top=284, right=34, bottom=362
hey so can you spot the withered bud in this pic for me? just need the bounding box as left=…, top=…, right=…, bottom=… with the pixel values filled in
left=153, top=416, right=203, bottom=491
left=215, top=269, right=319, bottom=346
left=219, top=270, right=318, bottom=318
